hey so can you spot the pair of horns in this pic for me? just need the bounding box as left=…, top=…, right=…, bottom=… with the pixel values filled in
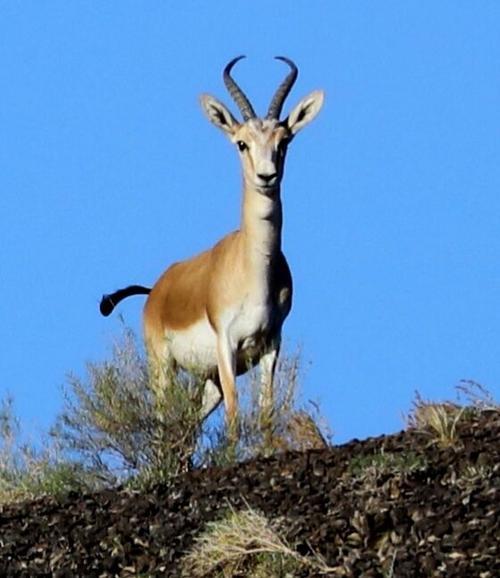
left=223, top=55, right=298, bottom=122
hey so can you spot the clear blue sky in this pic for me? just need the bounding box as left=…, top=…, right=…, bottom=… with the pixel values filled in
left=1, top=2, right=499, bottom=443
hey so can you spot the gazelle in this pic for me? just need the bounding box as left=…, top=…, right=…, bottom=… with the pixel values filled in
left=100, top=56, right=324, bottom=432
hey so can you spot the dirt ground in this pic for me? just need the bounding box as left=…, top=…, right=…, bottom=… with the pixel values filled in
left=0, top=410, right=498, bottom=577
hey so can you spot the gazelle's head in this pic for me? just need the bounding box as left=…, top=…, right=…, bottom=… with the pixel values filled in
left=200, top=56, right=324, bottom=195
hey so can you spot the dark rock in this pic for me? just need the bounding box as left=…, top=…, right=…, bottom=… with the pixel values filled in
left=0, top=411, right=498, bottom=577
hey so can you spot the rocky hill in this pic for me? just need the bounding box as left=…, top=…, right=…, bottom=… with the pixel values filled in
left=0, top=409, right=498, bottom=577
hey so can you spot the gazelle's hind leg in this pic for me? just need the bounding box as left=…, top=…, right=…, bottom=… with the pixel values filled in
left=146, top=335, right=222, bottom=423
left=144, top=335, right=175, bottom=414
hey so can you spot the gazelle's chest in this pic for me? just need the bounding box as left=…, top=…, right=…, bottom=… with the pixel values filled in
left=166, top=294, right=274, bottom=374
left=225, top=294, right=274, bottom=348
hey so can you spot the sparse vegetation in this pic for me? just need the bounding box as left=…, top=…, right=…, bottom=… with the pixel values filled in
left=181, top=503, right=334, bottom=577
left=1, top=395, right=498, bottom=575
left=404, top=379, right=499, bottom=448
left=0, top=328, right=330, bottom=500
left=405, top=393, right=465, bottom=447
left=208, top=349, right=331, bottom=468
left=348, top=448, right=428, bottom=478
left=2, top=329, right=498, bottom=575
left=0, top=397, right=90, bottom=503
left=455, top=379, right=498, bottom=411
left=53, top=328, right=209, bottom=488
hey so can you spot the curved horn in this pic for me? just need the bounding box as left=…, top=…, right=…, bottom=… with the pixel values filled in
left=223, top=55, right=256, bottom=121
left=266, top=56, right=298, bottom=120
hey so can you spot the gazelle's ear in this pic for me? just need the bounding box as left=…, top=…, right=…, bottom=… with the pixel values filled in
left=286, top=90, right=324, bottom=135
left=200, top=94, right=239, bottom=136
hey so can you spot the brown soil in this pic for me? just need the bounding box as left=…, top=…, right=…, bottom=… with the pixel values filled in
left=0, top=410, right=498, bottom=577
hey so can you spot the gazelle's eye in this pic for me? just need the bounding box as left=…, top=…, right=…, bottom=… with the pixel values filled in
left=237, top=140, right=247, bottom=152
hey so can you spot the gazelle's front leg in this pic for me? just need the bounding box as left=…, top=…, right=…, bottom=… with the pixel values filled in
left=216, top=334, right=238, bottom=434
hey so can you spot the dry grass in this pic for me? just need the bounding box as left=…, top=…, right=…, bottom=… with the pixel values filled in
left=405, top=382, right=498, bottom=448
left=406, top=393, right=465, bottom=447
left=181, top=503, right=335, bottom=577
left=455, top=380, right=498, bottom=411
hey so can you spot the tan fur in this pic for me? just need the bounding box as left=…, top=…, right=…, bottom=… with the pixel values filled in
left=143, top=206, right=292, bottom=374
left=143, top=75, right=324, bottom=430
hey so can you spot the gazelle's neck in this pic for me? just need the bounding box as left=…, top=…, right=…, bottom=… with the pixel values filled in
left=240, top=180, right=283, bottom=260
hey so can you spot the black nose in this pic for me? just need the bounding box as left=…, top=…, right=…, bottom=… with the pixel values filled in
left=257, top=173, right=277, bottom=184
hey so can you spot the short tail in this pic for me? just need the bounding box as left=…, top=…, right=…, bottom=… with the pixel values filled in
left=100, top=285, right=151, bottom=316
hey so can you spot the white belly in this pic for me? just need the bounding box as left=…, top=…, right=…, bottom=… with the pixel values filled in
left=166, top=300, right=274, bottom=374
left=167, top=316, right=218, bottom=373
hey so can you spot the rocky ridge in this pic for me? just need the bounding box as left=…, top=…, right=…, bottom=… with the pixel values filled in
left=0, top=410, right=498, bottom=577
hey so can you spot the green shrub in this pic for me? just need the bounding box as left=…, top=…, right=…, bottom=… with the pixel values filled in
left=0, top=396, right=90, bottom=502
left=54, top=329, right=330, bottom=488
left=54, top=329, right=207, bottom=487
left=1, top=328, right=330, bottom=499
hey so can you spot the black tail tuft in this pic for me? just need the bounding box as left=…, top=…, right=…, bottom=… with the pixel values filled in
left=100, top=295, right=116, bottom=316
left=99, top=285, right=151, bottom=317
